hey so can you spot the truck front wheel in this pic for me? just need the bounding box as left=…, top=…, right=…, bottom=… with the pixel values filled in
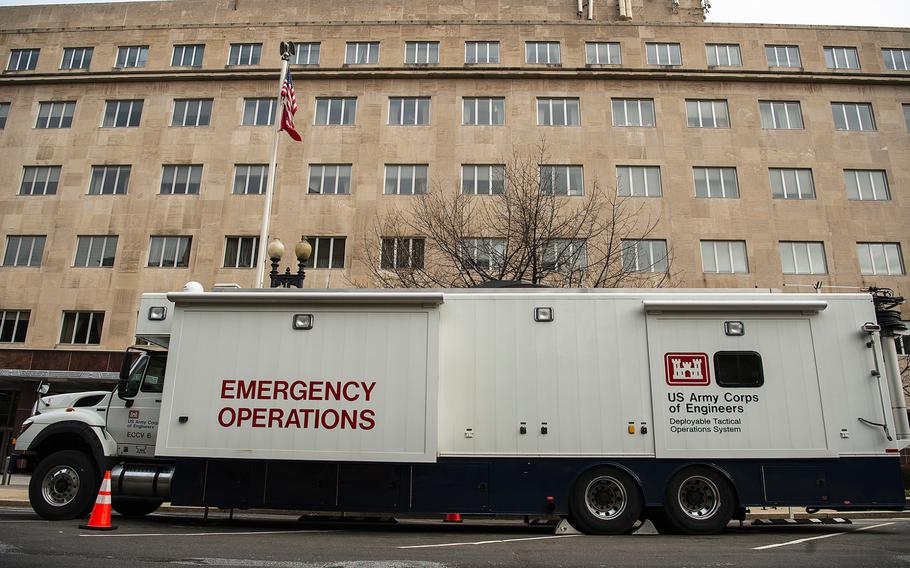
left=29, top=450, right=99, bottom=520
left=568, top=466, right=643, bottom=534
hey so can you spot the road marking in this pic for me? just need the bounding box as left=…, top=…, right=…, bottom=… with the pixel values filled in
left=80, top=529, right=327, bottom=538
left=397, top=534, right=582, bottom=549
left=752, top=522, right=896, bottom=550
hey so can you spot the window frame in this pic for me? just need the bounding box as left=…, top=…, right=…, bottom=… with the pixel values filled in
left=228, top=43, right=262, bottom=66
left=223, top=236, right=259, bottom=268
left=857, top=242, right=905, bottom=276
left=404, top=41, right=440, bottom=65
left=147, top=235, right=192, bottom=268
left=304, top=236, right=347, bottom=269
left=621, top=239, right=669, bottom=273
left=388, top=97, right=431, bottom=126
left=232, top=164, right=269, bottom=195
left=59, top=311, right=104, bottom=345
left=537, top=97, right=581, bottom=126
left=461, top=237, right=506, bottom=271
left=686, top=99, right=730, bottom=128
left=461, top=164, right=505, bottom=195
left=831, top=102, right=876, bottom=132
left=705, top=43, right=742, bottom=67
left=611, top=98, right=655, bottom=127
left=844, top=169, right=890, bottom=201
left=7, top=49, right=40, bottom=71
left=3, top=235, right=46, bottom=267
left=700, top=240, right=749, bottom=274
left=314, top=97, right=357, bottom=125
left=769, top=168, right=816, bottom=200
left=159, top=164, right=203, bottom=195
left=0, top=102, right=9, bottom=129
left=380, top=237, right=426, bottom=270
left=585, top=42, right=621, bottom=65
left=73, top=235, right=118, bottom=268
left=60, top=47, right=93, bottom=70
left=102, top=99, right=143, bottom=128
left=780, top=241, right=827, bottom=275
left=824, top=46, right=860, bottom=70
left=0, top=310, right=30, bottom=343
left=462, top=97, right=505, bottom=126
left=171, top=44, right=205, bottom=67
left=115, top=45, right=149, bottom=69
left=242, top=98, right=276, bottom=126
left=384, top=164, right=429, bottom=195
left=35, top=101, right=76, bottom=129
left=292, top=42, right=320, bottom=65
left=714, top=351, right=764, bottom=388
left=693, top=167, right=739, bottom=199
left=465, top=41, right=500, bottom=64
left=540, top=165, right=584, bottom=196
left=883, top=48, right=910, bottom=71
left=542, top=239, right=587, bottom=272
left=646, top=42, right=682, bottom=66
left=19, top=166, right=60, bottom=196
left=765, top=45, right=801, bottom=68
left=88, top=165, right=131, bottom=195
left=617, top=165, right=662, bottom=197
left=759, top=100, right=804, bottom=130
left=344, top=42, right=380, bottom=65
left=171, top=98, right=213, bottom=127
left=307, top=164, right=353, bottom=195
left=525, top=42, right=561, bottom=64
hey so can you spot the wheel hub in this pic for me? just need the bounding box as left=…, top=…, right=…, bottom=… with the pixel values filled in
left=42, top=466, right=80, bottom=507
left=584, top=476, right=627, bottom=520
left=677, top=475, right=720, bottom=520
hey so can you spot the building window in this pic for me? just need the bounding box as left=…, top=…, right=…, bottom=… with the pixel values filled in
left=686, top=100, right=730, bottom=128
left=694, top=167, right=739, bottom=198
left=462, top=164, right=505, bottom=195
left=60, top=47, right=93, bottom=70
left=233, top=164, right=268, bottom=195
left=304, top=237, right=346, bottom=269
left=36, top=101, right=75, bottom=129
left=542, top=239, right=587, bottom=272
left=160, top=165, right=202, bottom=195
left=389, top=97, right=430, bottom=125
left=705, top=43, right=741, bottom=66
left=0, top=102, right=8, bottom=128
left=883, top=48, right=910, bottom=71
left=315, top=98, right=356, bottom=125
left=19, top=166, right=60, bottom=196
left=904, top=104, right=910, bottom=132
left=858, top=243, right=904, bottom=276
left=74, top=235, right=118, bottom=268
left=242, top=98, right=275, bottom=126
left=780, top=241, right=827, bottom=275
left=7, top=49, right=39, bottom=71
left=293, top=42, right=320, bottom=65
left=172, top=44, right=204, bottom=67
left=228, top=43, right=261, bottom=65
left=103, top=99, right=143, bottom=128
left=701, top=240, right=748, bottom=274
left=115, top=45, right=148, bottom=68
left=345, top=42, right=379, bottom=64
left=622, top=239, right=669, bottom=273
left=612, top=98, right=655, bottom=127
left=765, top=45, right=801, bottom=67
left=845, top=170, right=890, bottom=201
left=465, top=41, right=499, bottom=64
left=88, top=165, right=130, bottom=195
left=223, top=236, right=259, bottom=268
left=384, top=165, right=428, bottom=195
left=59, top=311, right=104, bottom=345
left=824, top=46, right=860, bottom=69
left=0, top=311, right=29, bottom=343
left=759, top=101, right=803, bottom=129
left=308, top=164, right=352, bottom=195
left=832, top=102, right=875, bottom=131
left=463, top=97, right=505, bottom=126
left=770, top=168, right=815, bottom=200
left=3, top=235, right=45, bottom=267
left=537, top=98, right=580, bottom=126
left=646, top=42, right=681, bottom=65
left=617, top=166, right=661, bottom=197
left=526, top=42, right=560, bottom=64
left=172, top=99, right=213, bottom=127
left=462, top=238, right=505, bottom=271
left=540, top=165, right=584, bottom=196
left=148, top=236, right=192, bottom=268
left=381, top=237, right=425, bottom=270
left=405, top=41, right=439, bottom=64
left=586, top=42, right=621, bottom=64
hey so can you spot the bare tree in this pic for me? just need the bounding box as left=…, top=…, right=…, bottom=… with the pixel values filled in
left=358, top=141, right=675, bottom=289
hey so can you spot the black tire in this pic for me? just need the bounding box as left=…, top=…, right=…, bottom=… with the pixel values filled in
left=568, top=466, right=643, bottom=535
left=662, top=466, right=735, bottom=535
left=28, top=450, right=99, bottom=521
left=112, top=498, right=163, bottom=518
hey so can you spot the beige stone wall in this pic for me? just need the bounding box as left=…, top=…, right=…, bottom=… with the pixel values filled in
left=0, top=2, right=908, bottom=351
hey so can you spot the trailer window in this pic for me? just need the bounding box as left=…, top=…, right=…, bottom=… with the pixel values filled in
left=713, top=351, right=763, bottom=387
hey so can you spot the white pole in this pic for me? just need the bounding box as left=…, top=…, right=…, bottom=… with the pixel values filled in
left=255, top=55, right=291, bottom=288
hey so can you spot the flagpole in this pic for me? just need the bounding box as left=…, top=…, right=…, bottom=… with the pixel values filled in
left=255, top=44, right=293, bottom=289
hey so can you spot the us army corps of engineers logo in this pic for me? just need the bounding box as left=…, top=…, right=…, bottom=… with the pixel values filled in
left=664, top=353, right=710, bottom=386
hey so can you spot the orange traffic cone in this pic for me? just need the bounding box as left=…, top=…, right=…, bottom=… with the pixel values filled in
left=79, top=470, right=117, bottom=531
left=443, top=513, right=462, bottom=523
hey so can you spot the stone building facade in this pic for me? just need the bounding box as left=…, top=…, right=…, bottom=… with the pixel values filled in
left=0, top=0, right=908, bottom=432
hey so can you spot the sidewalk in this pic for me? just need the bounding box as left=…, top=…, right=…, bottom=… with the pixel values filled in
left=2, top=475, right=907, bottom=520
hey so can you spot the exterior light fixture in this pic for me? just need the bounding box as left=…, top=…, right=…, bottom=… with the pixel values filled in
left=148, top=306, right=167, bottom=321
left=292, top=314, right=314, bottom=330
left=534, top=307, right=554, bottom=322
left=724, top=321, right=745, bottom=336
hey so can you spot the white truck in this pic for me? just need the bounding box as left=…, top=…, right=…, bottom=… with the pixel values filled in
left=12, top=285, right=910, bottom=534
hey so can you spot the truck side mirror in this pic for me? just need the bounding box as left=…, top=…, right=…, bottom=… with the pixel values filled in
left=118, top=350, right=144, bottom=399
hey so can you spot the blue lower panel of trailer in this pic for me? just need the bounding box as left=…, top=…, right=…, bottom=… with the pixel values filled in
left=169, top=456, right=905, bottom=514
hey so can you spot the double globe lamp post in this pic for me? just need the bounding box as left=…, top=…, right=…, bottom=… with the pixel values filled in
left=266, top=237, right=312, bottom=288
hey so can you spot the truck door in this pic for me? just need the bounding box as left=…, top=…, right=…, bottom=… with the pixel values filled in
left=646, top=315, right=831, bottom=459
left=106, top=353, right=166, bottom=458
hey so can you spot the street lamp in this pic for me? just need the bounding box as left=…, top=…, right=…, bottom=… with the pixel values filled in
left=267, top=236, right=312, bottom=288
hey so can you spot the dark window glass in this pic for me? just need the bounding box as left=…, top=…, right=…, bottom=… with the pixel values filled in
left=714, top=351, right=764, bottom=388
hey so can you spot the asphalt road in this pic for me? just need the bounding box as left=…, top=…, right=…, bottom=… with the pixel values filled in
left=1, top=506, right=909, bottom=568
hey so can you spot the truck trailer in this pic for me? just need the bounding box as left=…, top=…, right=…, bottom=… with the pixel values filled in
left=12, top=285, right=910, bottom=535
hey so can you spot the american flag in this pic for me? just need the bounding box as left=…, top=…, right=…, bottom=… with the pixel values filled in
left=280, top=69, right=301, bottom=141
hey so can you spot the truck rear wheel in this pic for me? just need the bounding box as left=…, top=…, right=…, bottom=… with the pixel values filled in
left=29, top=450, right=99, bottom=521
left=569, top=466, right=642, bottom=535
left=662, top=466, right=735, bottom=535
left=112, top=498, right=163, bottom=518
